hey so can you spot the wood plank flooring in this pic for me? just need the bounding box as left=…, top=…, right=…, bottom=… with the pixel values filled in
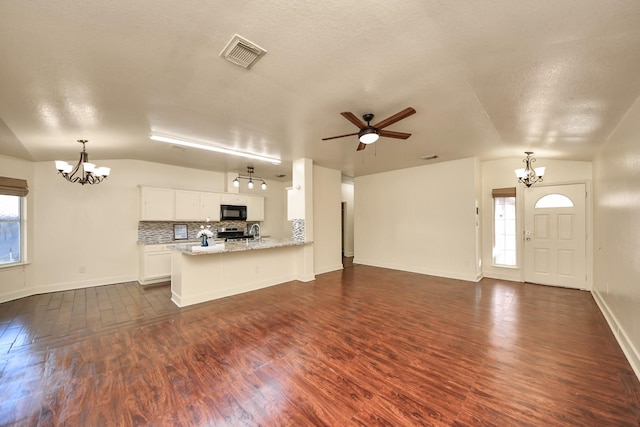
left=0, top=265, right=639, bottom=426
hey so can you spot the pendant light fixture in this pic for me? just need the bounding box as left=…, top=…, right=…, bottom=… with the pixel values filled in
left=233, top=166, right=267, bottom=190
left=54, top=140, right=111, bottom=185
left=515, top=151, right=545, bottom=187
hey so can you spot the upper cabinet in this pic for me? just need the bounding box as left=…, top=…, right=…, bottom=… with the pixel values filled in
left=174, top=190, right=200, bottom=220
left=220, top=193, right=247, bottom=205
left=175, top=190, right=222, bottom=221
left=200, top=192, right=222, bottom=221
left=140, top=187, right=175, bottom=221
left=246, top=195, right=264, bottom=221
left=140, top=187, right=259, bottom=222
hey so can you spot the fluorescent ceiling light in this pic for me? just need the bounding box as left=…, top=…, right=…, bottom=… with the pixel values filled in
left=150, top=134, right=282, bottom=165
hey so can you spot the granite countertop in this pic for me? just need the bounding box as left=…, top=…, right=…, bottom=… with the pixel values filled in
left=169, top=239, right=311, bottom=255
left=138, top=239, right=224, bottom=246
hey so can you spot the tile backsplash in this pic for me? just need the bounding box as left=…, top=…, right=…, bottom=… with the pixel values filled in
left=292, top=219, right=305, bottom=242
left=138, top=221, right=256, bottom=244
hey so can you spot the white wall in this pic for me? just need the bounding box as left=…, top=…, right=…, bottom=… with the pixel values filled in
left=354, top=158, right=480, bottom=281
left=341, top=182, right=354, bottom=257
left=592, top=97, right=640, bottom=379
left=0, top=157, right=287, bottom=302
left=480, top=158, right=592, bottom=282
left=313, top=165, right=342, bottom=274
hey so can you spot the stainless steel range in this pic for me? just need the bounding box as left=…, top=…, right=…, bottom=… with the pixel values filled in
left=217, top=227, right=253, bottom=241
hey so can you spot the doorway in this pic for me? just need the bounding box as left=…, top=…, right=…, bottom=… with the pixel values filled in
left=523, top=183, right=587, bottom=289
left=341, top=201, right=354, bottom=268
left=341, top=202, right=345, bottom=258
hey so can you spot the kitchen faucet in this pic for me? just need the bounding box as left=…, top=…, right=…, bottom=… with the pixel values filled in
left=248, top=223, right=261, bottom=240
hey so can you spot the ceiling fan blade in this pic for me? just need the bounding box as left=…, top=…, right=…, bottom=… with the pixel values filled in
left=322, top=132, right=359, bottom=141
left=341, top=112, right=367, bottom=129
left=379, top=130, right=412, bottom=140
left=356, top=142, right=367, bottom=151
left=373, top=107, right=416, bottom=130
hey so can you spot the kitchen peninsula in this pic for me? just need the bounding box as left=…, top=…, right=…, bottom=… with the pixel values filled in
left=169, top=239, right=314, bottom=307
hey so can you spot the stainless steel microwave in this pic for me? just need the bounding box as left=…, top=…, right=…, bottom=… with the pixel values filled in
left=220, top=204, right=247, bottom=221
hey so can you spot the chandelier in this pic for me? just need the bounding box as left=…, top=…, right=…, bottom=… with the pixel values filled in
left=233, top=166, right=266, bottom=190
left=54, top=140, right=111, bottom=185
left=515, top=151, right=545, bottom=187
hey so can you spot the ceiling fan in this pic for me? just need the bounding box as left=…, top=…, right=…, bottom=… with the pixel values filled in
left=322, top=107, right=416, bottom=151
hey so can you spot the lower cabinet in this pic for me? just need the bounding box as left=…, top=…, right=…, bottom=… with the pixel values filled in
left=139, top=244, right=172, bottom=285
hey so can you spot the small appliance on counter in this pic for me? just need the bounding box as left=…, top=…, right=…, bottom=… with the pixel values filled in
left=217, top=227, right=253, bottom=241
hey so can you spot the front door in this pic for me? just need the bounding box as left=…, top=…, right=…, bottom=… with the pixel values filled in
left=524, top=183, right=587, bottom=289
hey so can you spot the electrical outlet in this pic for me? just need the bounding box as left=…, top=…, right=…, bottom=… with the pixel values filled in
left=79, top=265, right=86, bottom=273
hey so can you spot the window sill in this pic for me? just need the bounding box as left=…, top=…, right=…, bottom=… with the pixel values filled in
left=492, top=264, right=519, bottom=270
left=0, top=262, right=30, bottom=271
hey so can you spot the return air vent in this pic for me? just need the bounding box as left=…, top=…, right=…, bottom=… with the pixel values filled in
left=220, top=34, right=267, bottom=69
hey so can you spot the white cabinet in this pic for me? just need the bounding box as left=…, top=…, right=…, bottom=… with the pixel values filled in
left=175, top=190, right=221, bottom=221
left=140, top=187, right=175, bottom=221
left=201, top=192, right=222, bottom=221
left=246, top=195, right=265, bottom=221
left=175, top=190, right=201, bottom=220
left=139, top=244, right=172, bottom=285
left=220, top=193, right=247, bottom=205
left=140, top=187, right=257, bottom=222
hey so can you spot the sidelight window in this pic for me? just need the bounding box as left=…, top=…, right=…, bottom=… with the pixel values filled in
left=492, top=187, right=516, bottom=267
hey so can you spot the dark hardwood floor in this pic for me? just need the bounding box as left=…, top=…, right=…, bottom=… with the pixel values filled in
left=1, top=265, right=639, bottom=426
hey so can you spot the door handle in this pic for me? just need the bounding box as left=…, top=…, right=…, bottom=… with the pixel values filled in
left=526, top=237, right=531, bottom=241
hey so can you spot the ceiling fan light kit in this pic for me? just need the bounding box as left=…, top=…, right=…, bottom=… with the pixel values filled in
left=358, top=128, right=379, bottom=144
left=357, top=114, right=380, bottom=144
left=323, top=107, right=416, bottom=151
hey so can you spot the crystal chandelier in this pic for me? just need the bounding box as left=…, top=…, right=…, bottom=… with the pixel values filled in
left=515, top=151, right=545, bottom=187
left=54, top=140, right=111, bottom=185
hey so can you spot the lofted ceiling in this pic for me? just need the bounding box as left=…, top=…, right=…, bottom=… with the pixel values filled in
left=1, top=1, right=640, bottom=180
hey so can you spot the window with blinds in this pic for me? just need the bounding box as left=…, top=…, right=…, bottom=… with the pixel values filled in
left=0, top=177, right=28, bottom=266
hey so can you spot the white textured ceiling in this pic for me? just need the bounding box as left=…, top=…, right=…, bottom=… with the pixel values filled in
left=1, top=1, right=639, bottom=180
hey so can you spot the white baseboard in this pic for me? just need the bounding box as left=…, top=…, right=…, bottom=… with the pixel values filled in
left=592, top=289, right=640, bottom=382
left=172, top=273, right=298, bottom=307
left=0, top=289, right=32, bottom=304
left=314, top=263, right=343, bottom=275
left=296, top=273, right=316, bottom=282
left=0, top=275, right=138, bottom=304
left=138, top=276, right=171, bottom=286
left=482, top=270, right=522, bottom=283
left=353, top=257, right=482, bottom=283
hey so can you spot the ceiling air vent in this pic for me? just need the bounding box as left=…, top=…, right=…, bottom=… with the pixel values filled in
left=220, top=34, right=267, bottom=69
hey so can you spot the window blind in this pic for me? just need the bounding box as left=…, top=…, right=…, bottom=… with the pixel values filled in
left=491, top=187, right=516, bottom=198
left=0, top=176, right=29, bottom=197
